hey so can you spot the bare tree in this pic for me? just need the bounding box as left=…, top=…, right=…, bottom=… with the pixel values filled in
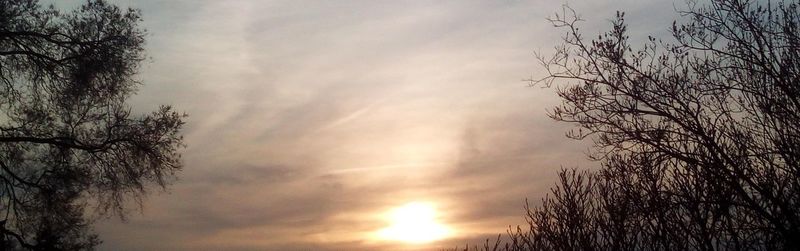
left=454, top=0, right=800, bottom=251
left=0, top=0, right=185, bottom=249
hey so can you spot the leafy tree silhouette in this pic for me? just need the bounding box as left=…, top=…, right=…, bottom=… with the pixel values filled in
left=459, top=0, right=799, bottom=250
left=0, top=0, right=185, bottom=249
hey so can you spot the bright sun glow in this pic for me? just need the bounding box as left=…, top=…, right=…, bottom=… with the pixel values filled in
left=378, top=202, right=451, bottom=244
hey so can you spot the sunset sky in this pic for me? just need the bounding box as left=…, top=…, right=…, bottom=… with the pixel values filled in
left=52, top=0, right=679, bottom=250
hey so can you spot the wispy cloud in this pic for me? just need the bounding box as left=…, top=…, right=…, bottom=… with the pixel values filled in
left=84, top=0, right=682, bottom=250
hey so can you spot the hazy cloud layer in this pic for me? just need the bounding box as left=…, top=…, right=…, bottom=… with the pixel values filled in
left=45, top=0, right=678, bottom=250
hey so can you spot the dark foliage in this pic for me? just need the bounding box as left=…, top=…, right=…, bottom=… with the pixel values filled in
left=0, top=0, right=185, bottom=249
left=458, top=0, right=800, bottom=250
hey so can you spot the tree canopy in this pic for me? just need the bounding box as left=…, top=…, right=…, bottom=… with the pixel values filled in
left=0, top=0, right=185, bottom=249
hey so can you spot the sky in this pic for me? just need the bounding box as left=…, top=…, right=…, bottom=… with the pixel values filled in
left=53, top=0, right=679, bottom=250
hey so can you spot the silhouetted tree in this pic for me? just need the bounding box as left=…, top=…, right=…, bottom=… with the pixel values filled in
left=457, top=0, right=800, bottom=250
left=0, top=0, right=185, bottom=249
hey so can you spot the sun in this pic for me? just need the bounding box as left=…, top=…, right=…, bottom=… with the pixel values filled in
left=377, top=202, right=451, bottom=244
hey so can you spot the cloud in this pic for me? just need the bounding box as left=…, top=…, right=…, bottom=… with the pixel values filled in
left=86, top=0, right=683, bottom=250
